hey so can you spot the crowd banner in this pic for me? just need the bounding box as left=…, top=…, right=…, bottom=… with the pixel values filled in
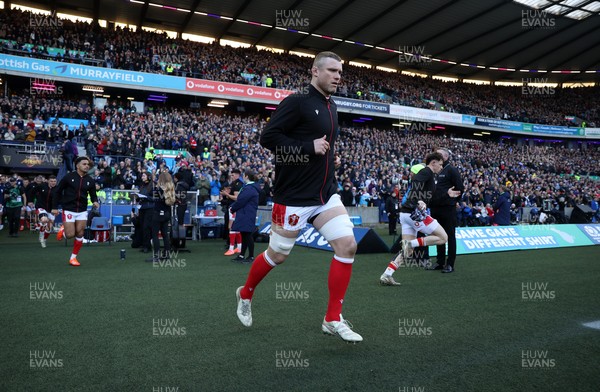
left=0, top=143, right=62, bottom=170
left=48, top=117, right=89, bottom=130
left=146, top=148, right=189, bottom=170
left=461, top=114, right=477, bottom=124
left=389, top=104, right=463, bottom=123
left=473, top=117, right=586, bottom=136
left=474, top=117, right=524, bottom=132
left=0, top=54, right=183, bottom=90
left=184, top=78, right=294, bottom=102
left=584, top=128, right=600, bottom=136
left=531, top=124, right=585, bottom=136
left=333, top=97, right=389, bottom=114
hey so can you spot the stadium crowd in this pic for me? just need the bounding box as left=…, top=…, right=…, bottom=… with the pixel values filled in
left=1, top=94, right=599, bottom=227
left=1, top=7, right=599, bottom=127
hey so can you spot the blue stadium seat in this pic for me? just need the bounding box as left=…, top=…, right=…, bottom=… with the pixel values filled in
left=349, top=216, right=362, bottom=226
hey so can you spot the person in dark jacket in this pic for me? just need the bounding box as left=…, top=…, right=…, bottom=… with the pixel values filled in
left=230, top=169, right=260, bottom=264
left=385, top=187, right=401, bottom=235
left=177, top=160, right=194, bottom=188
left=63, top=138, right=75, bottom=172
left=428, top=147, right=464, bottom=273
left=339, top=182, right=354, bottom=207
left=494, top=186, right=512, bottom=226
left=147, top=172, right=175, bottom=262
left=51, top=156, right=98, bottom=266
left=172, top=172, right=190, bottom=250
left=136, top=172, right=154, bottom=253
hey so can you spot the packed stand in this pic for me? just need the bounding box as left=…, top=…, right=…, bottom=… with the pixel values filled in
left=1, top=8, right=599, bottom=127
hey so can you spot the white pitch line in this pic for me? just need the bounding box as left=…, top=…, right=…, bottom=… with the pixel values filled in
left=582, top=320, right=600, bottom=330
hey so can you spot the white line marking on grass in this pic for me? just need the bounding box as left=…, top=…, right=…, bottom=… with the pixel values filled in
left=582, top=320, right=600, bottom=330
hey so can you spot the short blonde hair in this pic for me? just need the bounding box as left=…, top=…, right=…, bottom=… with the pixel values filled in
left=312, top=51, right=342, bottom=69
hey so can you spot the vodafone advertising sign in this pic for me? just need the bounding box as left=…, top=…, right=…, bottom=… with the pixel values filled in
left=185, top=79, right=294, bottom=102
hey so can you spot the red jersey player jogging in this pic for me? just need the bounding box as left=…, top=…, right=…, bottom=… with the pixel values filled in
left=52, top=156, right=98, bottom=266
left=235, top=51, right=362, bottom=343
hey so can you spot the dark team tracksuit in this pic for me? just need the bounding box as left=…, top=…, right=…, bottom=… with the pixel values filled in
left=52, top=172, right=97, bottom=213
left=429, top=162, right=464, bottom=268
left=400, top=167, right=436, bottom=214
left=260, top=84, right=339, bottom=206
left=34, top=183, right=55, bottom=211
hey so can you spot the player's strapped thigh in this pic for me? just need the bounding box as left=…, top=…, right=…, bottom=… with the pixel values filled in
left=317, top=212, right=354, bottom=241
left=310, top=194, right=354, bottom=239
left=269, top=228, right=298, bottom=255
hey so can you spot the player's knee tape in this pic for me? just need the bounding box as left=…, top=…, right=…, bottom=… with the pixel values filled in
left=319, top=214, right=354, bottom=241
left=269, top=231, right=296, bottom=255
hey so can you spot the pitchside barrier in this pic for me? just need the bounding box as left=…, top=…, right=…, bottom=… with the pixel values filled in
left=426, top=224, right=600, bottom=257
left=258, top=222, right=598, bottom=256
left=258, top=222, right=389, bottom=254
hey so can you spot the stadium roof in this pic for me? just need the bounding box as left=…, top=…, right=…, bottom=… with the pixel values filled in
left=19, top=0, right=600, bottom=83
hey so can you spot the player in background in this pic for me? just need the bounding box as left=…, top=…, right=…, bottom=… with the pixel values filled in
left=32, top=175, right=57, bottom=248
left=222, top=168, right=244, bottom=256
left=52, top=157, right=98, bottom=266
left=379, top=152, right=461, bottom=286
left=25, top=175, right=44, bottom=230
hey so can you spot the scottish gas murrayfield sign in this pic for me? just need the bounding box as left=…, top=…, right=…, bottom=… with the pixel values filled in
left=0, top=54, right=183, bottom=89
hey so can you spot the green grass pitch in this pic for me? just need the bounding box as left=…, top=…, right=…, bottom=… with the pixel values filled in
left=1, top=229, right=599, bottom=391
